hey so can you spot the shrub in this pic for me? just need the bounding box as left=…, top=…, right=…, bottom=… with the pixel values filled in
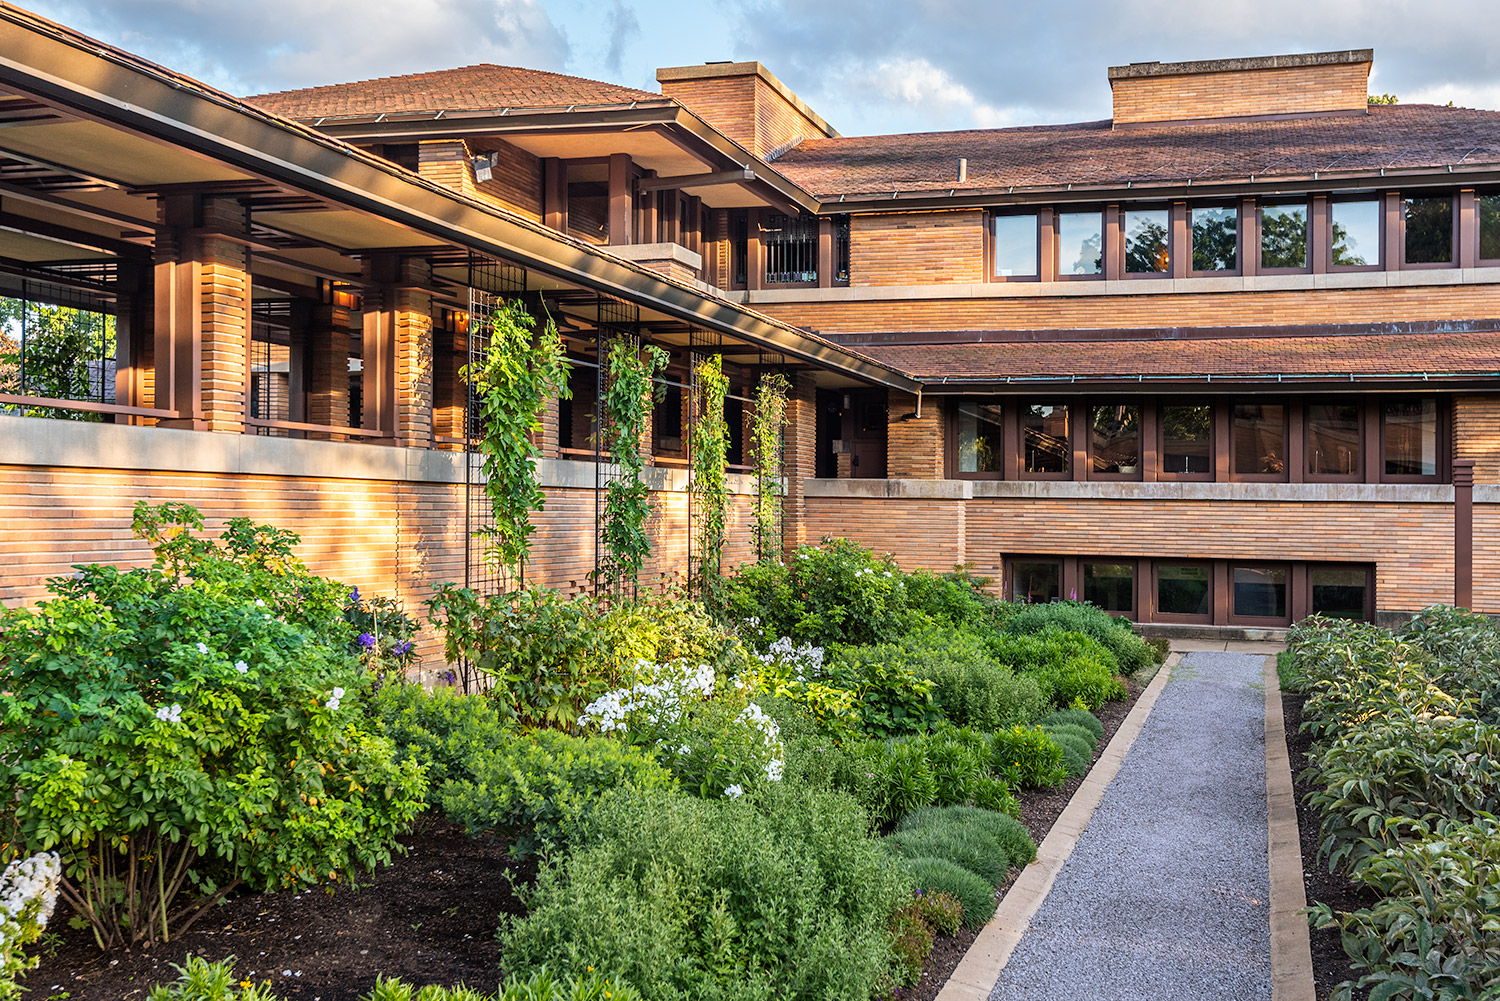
left=724, top=537, right=910, bottom=646
left=990, top=726, right=1069, bottom=788
left=1003, top=601, right=1154, bottom=675
left=1041, top=722, right=1099, bottom=750
left=898, top=627, right=1049, bottom=730
left=886, top=903, right=934, bottom=986
left=899, top=857, right=996, bottom=930
left=372, top=683, right=509, bottom=787
left=500, top=785, right=910, bottom=1001
left=1, top=853, right=61, bottom=1001
left=441, top=731, right=675, bottom=856
left=901, top=567, right=1006, bottom=633
left=910, top=889, right=965, bottom=937
left=824, top=645, right=942, bottom=737
left=1037, top=708, right=1104, bottom=742
left=1048, top=731, right=1094, bottom=777
left=0, top=504, right=426, bottom=949
left=882, top=824, right=1009, bottom=888
left=986, top=629, right=1127, bottom=709
left=896, top=805, right=1037, bottom=868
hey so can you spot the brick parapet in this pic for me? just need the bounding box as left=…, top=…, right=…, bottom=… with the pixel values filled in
left=887, top=390, right=944, bottom=479
left=851, top=211, right=985, bottom=286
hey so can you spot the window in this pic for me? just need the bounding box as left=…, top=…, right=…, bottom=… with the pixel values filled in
left=1306, top=401, right=1361, bottom=478
left=1330, top=198, right=1380, bottom=267
left=1404, top=196, right=1452, bottom=265
left=1090, top=403, right=1140, bottom=475
left=763, top=212, right=818, bottom=284
left=1482, top=193, right=1500, bottom=262
left=1124, top=207, right=1169, bottom=274
left=1260, top=202, right=1308, bottom=269
left=566, top=163, right=609, bottom=245
left=1022, top=403, right=1070, bottom=475
left=730, top=212, right=748, bottom=287
left=1232, top=565, right=1288, bottom=620
left=1083, top=562, right=1135, bottom=613
left=956, top=401, right=1004, bottom=475
left=1057, top=211, right=1103, bottom=275
left=992, top=213, right=1039, bottom=277
left=1383, top=397, right=1439, bottom=478
left=1310, top=567, right=1369, bottom=620
left=1232, top=403, right=1286, bottom=477
left=1012, top=561, right=1061, bottom=603
left=654, top=381, right=684, bottom=456
left=1160, top=403, right=1212, bottom=476
left=834, top=214, right=851, bottom=283
left=1191, top=205, right=1237, bottom=272
left=1157, top=564, right=1210, bottom=617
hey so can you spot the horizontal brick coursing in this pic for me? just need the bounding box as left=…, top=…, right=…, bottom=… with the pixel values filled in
left=1112, top=63, right=1370, bottom=125
left=1455, top=395, right=1500, bottom=483
left=851, top=211, right=985, bottom=286
left=886, top=390, right=944, bottom=479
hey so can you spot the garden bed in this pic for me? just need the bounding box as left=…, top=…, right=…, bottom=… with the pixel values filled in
left=35, top=816, right=529, bottom=1000
left=899, top=676, right=1145, bottom=1001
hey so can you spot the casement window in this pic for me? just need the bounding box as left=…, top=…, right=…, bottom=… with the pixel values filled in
left=1057, top=211, right=1104, bottom=277
left=1403, top=195, right=1454, bottom=266
left=1011, top=560, right=1062, bottom=603
left=1083, top=561, right=1135, bottom=613
left=1159, top=403, right=1213, bottom=479
left=763, top=212, right=819, bottom=285
left=992, top=212, right=1040, bottom=279
left=1021, top=403, right=1071, bottom=477
left=1230, top=564, right=1290, bottom=624
left=1089, top=403, right=1141, bottom=478
left=834, top=214, right=852, bottom=284
left=1123, top=206, right=1170, bottom=274
left=1190, top=204, right=1238, bottom=274
left=1156, top=562, right=1213, bottom=620
left=1309, top=565, right=1373, bottom=620
left=1481, top=192, right=1500, bottom=265
left=1329, top=197, right=1381, bottom=269
left=1231, top=402, right=1287, bottom=480
left=1260, top=201, right=1309, bottom=271
left=1381, top=396, right=1442, bottom=481
left=955, top=401, right=1005, bottom=477
left=1305, top=400, right=1362, bottom=480
left=730, top=211, right=749, bottom=288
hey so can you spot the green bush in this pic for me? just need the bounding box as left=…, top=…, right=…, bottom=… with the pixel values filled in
left=896, top=805, right=1037, bottom=868
left=883, top=823, right=1009, bottom=888
left=1038, top=708, right=1104, bottom=742
left=1041, top=722, right=1099, bottom=750
left=1048, top=731, right=1093, bottom=777
left=897, top=627, right=1050, bottom=730
left=441, top=731, right=675, bottom=856
left=990, top=726, right=1069, bottom=788
left=886, top=904, right=934, bottom=987
left=0, top=504, right=426, bottom=950
left=1003, top=601, right=1153, bottom=675
left=500, top=785, right=910, bottom=1001
left=372, top=683, right=509, bottom=787
left=899, top=857, right=996, bottom=930
left=909, top=889, right=964, bottom=937
left=824, top=645, right=942, bottom=737
left=986, top=629, right=1127, bottom=709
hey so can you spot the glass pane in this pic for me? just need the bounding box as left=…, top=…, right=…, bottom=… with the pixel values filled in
left=1161, top=404, right=1212, bottom=474
left=1058, top=212, right=1103, bottom=275
left=1022, top=403, right=1070, bottom=474
left=957, top=401, right=1004, bottom=474
left=1192, top=205, right=1237, bottom=271
left=1124, top=208, right=1169, bottom=273
left=1482, top=194, right=1500, bottom=260
left=1233, top=403, right=1286, bottom=476
left=1311, top=567, right=1368, bottom=620
left=1091, top=404, right=1140, bottom=474
left=1383, top=397, right=1438, bottom=476
left=1306, top=402, right=1361, bottom=476
left=1158, top=564, right=1210, bottom=616
left=1012, top=561, right=1060, bottom=603
left=566, top=164, right=610, bottom=245
left=993, top=214, right=1038, bottom=277
left=1233, top=566, right=1287, bottom=619
left=1084, top=562, right=1134, bottom=613
left=1404, top=196, right=1452, bottom=264
left=1331, top=199, right=1380, bottom=267
left=1261, top=203, right=1307, bottom=269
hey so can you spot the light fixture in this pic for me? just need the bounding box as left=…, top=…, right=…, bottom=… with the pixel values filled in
left=472, top=151, right=499, bottom=183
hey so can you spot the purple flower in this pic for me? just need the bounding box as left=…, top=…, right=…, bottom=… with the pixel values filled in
left=349, top=587, right=360, bottom=604
left=442, top=670, right=457, bottom=686
left=393, top=640, right=413, bottom=656
left=357, top=632, right=376, bottom=649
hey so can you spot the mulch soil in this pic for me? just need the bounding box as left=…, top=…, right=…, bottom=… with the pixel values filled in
left=1282, top=690, right=1376, bottom=1001
left=35, top=816, right=528, bottom=1001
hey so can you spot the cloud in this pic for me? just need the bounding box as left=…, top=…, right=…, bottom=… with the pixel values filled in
left=847, top=57, right=1013, bottom=132
left=602, top=1, right=642, bottom=76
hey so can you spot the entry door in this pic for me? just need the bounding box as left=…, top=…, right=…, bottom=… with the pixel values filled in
left=842, top=389, right=887, bottom=478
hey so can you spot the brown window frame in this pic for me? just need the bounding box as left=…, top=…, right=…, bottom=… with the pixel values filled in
left=1398, top=191, right=1457, bottom=270
left=987, top=210, right=1045, bottom=283
left=1019, top=400, right=1073, bottom=480
left=761, top=210, right=820, bottom=289
left=1086, top=400, right=1144, bottom=481
left=1303, top=397, right=1364, bottom=483
left=1053, top=207, right=1108, bottom=282
left=1478, top=188, right=1500, bottom=268
left=1187, top=201, right=1243, bottom=277
left=1230, top=400, right=1290, bottom=483
left=1378, top=394, right=1449, bottom=484
left=1007, top=555, right=1065, bottom=604
left=1157, top=399, right=1216, bottom=482
left=1257, top=199, right=1313, bottom=275
left=1153, top=560, right=1216, bottom=624
left=1228, top=561, right=1293, bottom=626
left=1327, top=194, right=1384, bottom=273
left=945, top=399, right=1007, bottom=480
left=1304, top=563, right=1376, bottom=622
left=1080, top=557, right=1141, bottom=618
left=1119, top=202, right=1174, bottom=280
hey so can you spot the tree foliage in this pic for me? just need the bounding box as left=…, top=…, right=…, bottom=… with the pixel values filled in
left=689, top=356, right=729, bottom=597
left=600, top=337, right=668, bottom=592
left=750, top=372, right=789, bottom=564
left=0, top=297, right=115, bottom=421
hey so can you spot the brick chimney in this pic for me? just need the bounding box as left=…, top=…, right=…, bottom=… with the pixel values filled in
left=1108, top=49, right=1373, bottom=127
left=657, top=61, right=838, bottom=159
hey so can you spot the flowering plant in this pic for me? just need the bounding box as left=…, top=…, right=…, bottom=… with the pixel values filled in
left=343, top=589, right=420, bottom=679
left=738, top=636, right=859, bottom=741
left=0, top=853, right=61, bottom=1001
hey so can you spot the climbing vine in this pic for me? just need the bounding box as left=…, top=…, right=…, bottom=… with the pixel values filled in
left=601, top=337, right=669, bottom=592
left=689, top=355, right=729, bottom=596
left=464, top=298, right=570, bottom=585
left=750, top=372, right=789, bottom=564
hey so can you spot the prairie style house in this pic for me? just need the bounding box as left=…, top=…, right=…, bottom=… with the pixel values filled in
left=0, top=4, right=1496, bottom=641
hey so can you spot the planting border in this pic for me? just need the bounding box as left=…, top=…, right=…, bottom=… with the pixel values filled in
left=1262, top=652, right=1316, bottom=1001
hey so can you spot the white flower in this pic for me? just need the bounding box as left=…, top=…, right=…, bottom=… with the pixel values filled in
left=723, top=784, right=744, bottom=799
left=195, top=642, right=209, bottom=655
left=155, top=704, right=182, bottom=724
left=255, top=599, right=266, bottom=607
left=678, top=744, right=690, bottom=755
left=234, top=660, right=249, bottom=674
left=332, top=687, right=346, bottom=699
left=765, top=757, right=784, bottom=782
left=0, top=852, right=62, bottom=930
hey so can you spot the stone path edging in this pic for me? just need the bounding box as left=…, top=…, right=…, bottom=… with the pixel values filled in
left=1263, top=653, right=1316, bottom=1001
left=933, top=654, right=1178, bottom=1001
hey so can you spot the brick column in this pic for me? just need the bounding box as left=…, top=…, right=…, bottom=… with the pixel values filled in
left=887, top=389, right=943, bottom=478
left=305, top=301, right=351, bottom=432
left=198, top=197, right=251, bottom=434
left=362, top=256, right=434, bottom=448
left=783, top=371, right=817, bottom=552
left=1455, top=458, right=1475, bottom=609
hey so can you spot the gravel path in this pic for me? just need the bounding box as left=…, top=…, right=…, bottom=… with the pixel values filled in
left=990, top=652, right=1272, bottom=1001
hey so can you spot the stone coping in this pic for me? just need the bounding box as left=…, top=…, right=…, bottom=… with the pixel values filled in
left=804, top=476, right=1488, bottom=504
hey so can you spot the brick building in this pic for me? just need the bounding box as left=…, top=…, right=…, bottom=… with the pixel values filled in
left=0, top=6, right=1496, bottom=639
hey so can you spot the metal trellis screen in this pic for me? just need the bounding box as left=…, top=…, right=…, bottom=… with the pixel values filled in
left=764, top=212, right=819, bottom=284
left=594, top=293, right=640, bottom=593
left=0, top=279, right=117, bottom=417
left=249, top=300, right=292, bottom=433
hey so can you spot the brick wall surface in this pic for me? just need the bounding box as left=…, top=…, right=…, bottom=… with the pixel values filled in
left=851, top=211, right=986, bottom=286
left=1111, top=62, right=1370, bottom=124
left=417, top=139, right=543, bottom=223
left=660, top=73, right=828, bottom=159
left=886, top=390, right=944, bottom=478
left=199, top=198, right=251, bottom=434
left=1455, top=395, right=1500, bottom=483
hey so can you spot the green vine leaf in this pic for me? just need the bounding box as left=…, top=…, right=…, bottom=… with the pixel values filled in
left=600, top=338, right=669, bottom=592
left=690, top=356, right=729, bottom=598
left=750, top=372, right=789, bottom=564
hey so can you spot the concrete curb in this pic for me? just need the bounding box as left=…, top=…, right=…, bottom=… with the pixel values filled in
left=934, top=654, right=1177, bottom=1001
left=1264, top=654, right=1317, bottom=1001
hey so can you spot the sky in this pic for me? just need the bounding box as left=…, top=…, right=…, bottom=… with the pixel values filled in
left=21, top=0, right=1500, bottom=137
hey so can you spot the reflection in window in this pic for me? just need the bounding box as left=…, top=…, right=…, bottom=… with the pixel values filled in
left=1084, top=562, right=1134, bottom=613
left=1158, top=564, right=1210, bottom=616
left=1383, top=398, right=1438, bottom=476
left=1331, top=199, right=1381, bottom=266
left=1091, top=404, right=1140, bottom=474
left=1261, top=203, right=1308, bottom=269
left=957, top=401, right=1004, bottom=474
left=1233, top=565, right=1287, bottom=619
left=1233, top=403, right=1286, bottom=476
left=1483, top=194, right=1500, bottom=260
left=993, top=214, right=1038, bottom=277
left=1404, top=197, right=1452, bottom=264
left=1022, top=403, right=1070, bottom=474
left=1124, top=208, right=1169, bottom=273
left=1161, top=404, right=1212, bottom=475
left=566, top=163, right=610, bottom=245
left=1311, top=567, right=1368, bottom=620
left=1307, top=402, right=1360, bottom=477
left=1057, top=212, right=1103, bottom=275
left=1012, top=561, right=1060, bottom=603
left=1192, top=206, right=1237, bottom=271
